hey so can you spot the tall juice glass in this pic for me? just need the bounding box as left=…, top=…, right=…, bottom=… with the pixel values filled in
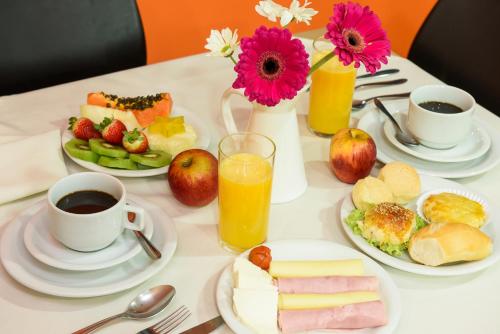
left=218, top=133, right=275, bottom=253
left=308, top=39, right=357, bottom=136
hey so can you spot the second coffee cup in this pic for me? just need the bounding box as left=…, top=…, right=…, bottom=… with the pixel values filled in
left=407, top=85, right=475, bottom=149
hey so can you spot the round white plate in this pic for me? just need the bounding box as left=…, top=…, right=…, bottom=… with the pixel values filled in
left=383, top=111, right=491, bottom=163
left=358, top=109, right=500, bottom=178
left=216, top=239, right=401, bottom=334
left=61, top=106, right=211, bottom=177
left=23, top=199, right=154, bottom=271
left=340, top=174, right=500, bottom=276
left=0, top=194, right=177, bottom=298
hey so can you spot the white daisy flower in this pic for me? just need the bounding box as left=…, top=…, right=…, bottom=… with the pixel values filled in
left=204, top=28, right=239, bottom=57
left=281, top=0, right=318, bottom=26
left=255, top=0, right=286, bottom=23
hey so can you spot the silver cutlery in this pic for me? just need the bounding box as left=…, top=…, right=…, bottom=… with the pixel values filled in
left=73, top=285, right=176, bottom=334
left=374, top=98, right=419, bottom=146
left=179, top=315, right=224, bottom=334
left=138, top=305, right=191, bottom=334
left=355, top=78, right=407, bottom=90
left=352, top=92, right=411, bottom=111
left=128, top=211, right=162, bottom=259
left=357, top=68, right=399, bottom=79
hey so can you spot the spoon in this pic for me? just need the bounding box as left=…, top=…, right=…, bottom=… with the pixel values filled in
left=356, top=68, right=399, bottom=79
left=355, top=78, right=407, bottom=90
left=73, top=285, right=176, bottom=334
left=352, top=92, right=411, bottom=111
left=128, top=211, right=162, bottom=260
left=373, top=98, right=419, bottom=146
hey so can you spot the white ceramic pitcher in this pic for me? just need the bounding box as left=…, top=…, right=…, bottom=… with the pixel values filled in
left=221, top=88, right=308, bottom=203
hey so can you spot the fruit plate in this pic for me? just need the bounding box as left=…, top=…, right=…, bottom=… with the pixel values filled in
left=61, top=106, right=211, bottom=177
left=216, top=239, right=401, bottom=334
left=340, top=174, right=500, bottom=276
left=0, top=194, right=177, bottom=298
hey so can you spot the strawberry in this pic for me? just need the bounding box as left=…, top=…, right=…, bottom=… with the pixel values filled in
left=68, top=117, right=101, bottom=140
left=122, top=129, right=148, bottom=153
left=96, top=117, right=126, bottom=144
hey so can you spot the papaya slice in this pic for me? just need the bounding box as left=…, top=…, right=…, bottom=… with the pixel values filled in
left=87, top=92, right=172, bottom=128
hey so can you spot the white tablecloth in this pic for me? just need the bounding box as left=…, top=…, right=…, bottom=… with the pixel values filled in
left=1, top=39, right=499, bottom=334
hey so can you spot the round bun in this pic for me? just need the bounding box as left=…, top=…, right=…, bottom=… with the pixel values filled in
left=352, top=176, right=393, bottom=211
left=378, top=162, right=420, bottom=204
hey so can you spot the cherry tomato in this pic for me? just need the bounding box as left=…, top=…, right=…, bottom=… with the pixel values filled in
left=249, top=245, right=272, bottom=270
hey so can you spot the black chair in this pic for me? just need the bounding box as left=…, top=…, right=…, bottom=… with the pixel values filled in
left=408, top=0, right=500, bottom=116
left=0, top=0, right=146, bottom=95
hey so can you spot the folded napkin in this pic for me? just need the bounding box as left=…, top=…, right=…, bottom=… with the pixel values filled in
left=0, top=130, right=68, bottom=205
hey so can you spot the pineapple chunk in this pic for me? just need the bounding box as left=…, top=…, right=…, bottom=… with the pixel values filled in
left=146, top=124, right=197, bottom=157
left=148, top=116, right=186, bottom=137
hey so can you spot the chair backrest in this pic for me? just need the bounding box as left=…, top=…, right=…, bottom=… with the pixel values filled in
left=408, top=0, right=500, bottom=115
left=0, top=0, right=146, bottom=95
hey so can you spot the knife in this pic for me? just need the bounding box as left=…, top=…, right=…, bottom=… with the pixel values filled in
left=356, top=68, right=399, bottom=79
left=179, top=316, right=224, bottom=334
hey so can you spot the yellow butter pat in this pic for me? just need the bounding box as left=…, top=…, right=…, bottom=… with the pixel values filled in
left=278, top=291, right=379, bottom=310
left=269, top=259, right=364, bottom=277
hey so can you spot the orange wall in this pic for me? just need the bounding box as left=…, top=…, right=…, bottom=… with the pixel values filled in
left=137, top=0, right=437, bottom=64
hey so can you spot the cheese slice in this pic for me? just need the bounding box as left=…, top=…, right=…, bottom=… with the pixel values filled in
left=269, top=259, right=364, bottom=278
left=233, top=258, right=275, bottom=289
left=278, top=291, right=380, bottom=310
left=233, top=288, right=279, bottom=334
left=80, top=104, right=140, bottom=130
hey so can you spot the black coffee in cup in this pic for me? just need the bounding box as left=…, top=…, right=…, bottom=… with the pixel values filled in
left=418, top=101, right=463, bottom=114
left=56, top=190, right=118, bottom=214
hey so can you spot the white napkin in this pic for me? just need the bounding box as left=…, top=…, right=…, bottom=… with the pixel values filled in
left=0, top=130, right=68, bottom=205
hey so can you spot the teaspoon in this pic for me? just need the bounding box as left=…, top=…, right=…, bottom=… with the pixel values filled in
left=352, top=92, right=411, bottom=111
left=73, top=285, right=176, bottom=334
left=373, top=98, right=419, bottom=147
left=355, top=78, right=407, bottom=90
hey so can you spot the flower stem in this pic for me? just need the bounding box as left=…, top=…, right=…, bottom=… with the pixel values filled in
left=308, top=51, right=335, bottom=76
left=228, top=54, right=238, bottom=65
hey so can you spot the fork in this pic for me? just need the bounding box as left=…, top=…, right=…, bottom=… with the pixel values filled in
left=137, top=305, right=191, bottom=334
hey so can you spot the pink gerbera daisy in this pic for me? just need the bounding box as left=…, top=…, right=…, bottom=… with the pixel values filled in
left=233, top=26, right=310, bottom=107
left=324, top=2, right=391, bottom=74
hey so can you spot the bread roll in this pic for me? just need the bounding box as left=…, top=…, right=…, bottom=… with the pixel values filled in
left=352, top=176, right=393, bottom=211
left=378, top=162, right=420, bottom=204
left=408, top=222, right=492, bottom=266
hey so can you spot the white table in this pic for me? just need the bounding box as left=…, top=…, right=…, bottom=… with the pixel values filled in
left=1, top=39, right=499, bottom=334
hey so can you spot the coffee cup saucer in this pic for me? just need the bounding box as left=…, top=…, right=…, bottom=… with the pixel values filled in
left=383, top=110, right=491, bottom=163
left=23, top=199, right=154, bottom=271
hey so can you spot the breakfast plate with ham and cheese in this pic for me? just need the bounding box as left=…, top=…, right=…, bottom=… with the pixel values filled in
left=216, top=239, right=400, bottom=334
left=61, top=92, right=210, bottom=177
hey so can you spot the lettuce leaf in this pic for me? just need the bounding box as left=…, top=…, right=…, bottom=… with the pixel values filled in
left=344, top=209, right=428, bottom=257
left=345, top=209, right=364, bottom=235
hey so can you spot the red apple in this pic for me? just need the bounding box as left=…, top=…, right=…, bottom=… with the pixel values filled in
left=329, top=128, right=376, bottom=184
left=167, top=149, right=218, bottom=206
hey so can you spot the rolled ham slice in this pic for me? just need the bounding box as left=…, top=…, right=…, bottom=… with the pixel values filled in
left=277, top=276, right=379, bottom=294
left=278, top=300, right=387, bottom=333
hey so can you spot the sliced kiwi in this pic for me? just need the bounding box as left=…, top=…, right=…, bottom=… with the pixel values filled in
left=137, top=163, right=154, bottom=170
left=89, top=138, right=128, bottom=158
left=97, top=156, right=137, bottom=170
left=129, top=150, right=172, bottom=168
left=65, top=138, right=99, bottom=163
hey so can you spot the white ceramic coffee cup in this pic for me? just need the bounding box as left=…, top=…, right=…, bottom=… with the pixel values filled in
left=47, top=172, right=144, bottom=252
left=407, top=85, right=475, bottom=149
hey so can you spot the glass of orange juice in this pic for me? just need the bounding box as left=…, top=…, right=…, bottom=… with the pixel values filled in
left=308, top=38, right=357, bottom=137
left=218, top=133, right=275, bottom=253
